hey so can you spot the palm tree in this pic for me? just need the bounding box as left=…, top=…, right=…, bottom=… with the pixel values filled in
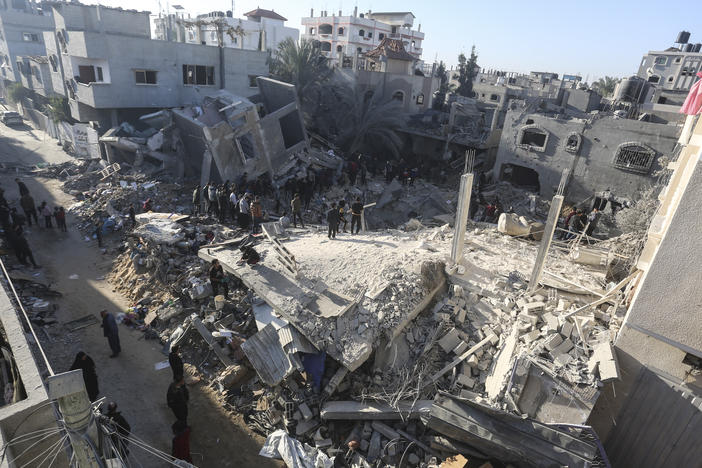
left=593, top=76, right=619, bottom=97
left=270, top=38, right=331, bottom=99
left=333, top=85, right=405, bottom=157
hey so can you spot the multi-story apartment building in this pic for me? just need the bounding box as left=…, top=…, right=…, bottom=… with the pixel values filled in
left=301, top=9, right=424, bottom=67
left=41, top=3, right=268, bottom=128
left=0, top=0, right=53, bottom=84
left=637, top=31, right=702, bottom=91
left=153, top=7, right=299, bottom=53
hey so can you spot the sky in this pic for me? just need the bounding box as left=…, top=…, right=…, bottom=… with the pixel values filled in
left=84, top=0, right=702, bottom=83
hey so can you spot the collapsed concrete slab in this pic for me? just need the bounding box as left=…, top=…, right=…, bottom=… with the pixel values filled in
left=320, top=400, right=433, bottom=420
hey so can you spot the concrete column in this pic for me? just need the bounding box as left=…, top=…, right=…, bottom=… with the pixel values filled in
left=450, top=173, right=474, bottom=263
left=103, top=143, right=115, bottom=164
left=528, top=194, right=564, bottom=292
left=47, top=370, right=101, bottom=467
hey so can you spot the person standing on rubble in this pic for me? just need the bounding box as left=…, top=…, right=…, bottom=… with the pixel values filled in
left=291, top=193, right=304, bottom=228
left=229, top=189, right=238, bottom=222
left=327, top=202, right=339, bottom=239
left=20, top=193, right=38, bottom=227
left=192, top=185, right=201, bottom=215
left=208, top=183, right=218, bottom=217
left=56, top=207, right=67, bottom=232
left=169, top=345, right=184, bottom=381
left=202, top=183, right=211, bottom=214
left=40, top=201, right=52, bottom=228
left=95, top=219, right=104, bottom=248
left=350, top=197, right=363, bottom=234
left=127, top=204, right=136, bottom=229
left=251, top=196, right=264, bottom=233
left=100, top=309, right=121, bottom=358
left=586, top=208, right=600, bottom=237
left=338, top=200, right=348, bottom=233
left=217, top=184, right=228, bottom=222
left=238, top=194, right=251, bottom=230
left=208, top=259, right=228, bottom=298
left=167, top=375, right=189, bottom=423
left=10, top=208, right=25, bottom=230
left=15, top=178, right=30, bottom=198
left=14, top=225, right=39, bottom=268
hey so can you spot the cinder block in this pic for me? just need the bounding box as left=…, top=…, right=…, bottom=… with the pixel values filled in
left=438, top=328, right=462, bottom=353
left=544, top=333, right=564, bottom=351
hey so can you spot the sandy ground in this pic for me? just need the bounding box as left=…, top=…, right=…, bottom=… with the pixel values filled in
left=0, top=121, right=281, bottom=467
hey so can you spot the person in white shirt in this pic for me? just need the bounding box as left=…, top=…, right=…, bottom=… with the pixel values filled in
left=238, top=194, right=250, bottom=229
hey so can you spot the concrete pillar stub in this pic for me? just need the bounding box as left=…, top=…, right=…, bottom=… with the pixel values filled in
left=450, top=173, right=474, bottom=263
left=528, top=195, right=564, bottom=292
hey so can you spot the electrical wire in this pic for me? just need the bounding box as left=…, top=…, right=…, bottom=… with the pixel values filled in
left=0, top=256, right=54, bottom=375
left=2, top=429, right=64, bottom=465
left=37, top=432, right=68, bottom=468
left=18, top=434, right=67, bottom=468
left=117, top=432, right=188, bottom=467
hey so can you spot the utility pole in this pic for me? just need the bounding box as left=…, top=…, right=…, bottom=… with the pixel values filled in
left=47, top=370, right=102, bottom=467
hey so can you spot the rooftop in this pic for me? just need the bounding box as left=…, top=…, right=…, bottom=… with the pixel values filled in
left=365, top=38, right=416, bottom=61
left=243, top=7, right=287, bottom=21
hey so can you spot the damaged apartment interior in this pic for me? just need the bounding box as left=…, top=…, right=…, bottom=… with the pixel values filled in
left=0, top=1, right=700, bottom=467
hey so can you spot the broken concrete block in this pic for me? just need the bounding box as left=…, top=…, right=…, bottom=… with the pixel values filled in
left=315, top=438, right=333, bottom=449
left=453, top=341, right=469, bottom=355
left=543, top=333, right=564, bottom=351
left=550, top=338, right=574, bottom=359
left=542, top=312, right=559, bottom=331
left=367, top=431, right=381, bottom=462
left=521, top=329, right=541, bottom=343
left=371, top=421, right=400, bottom=440
left=477, top=359, right=490, bottom=371
left=439, top=328, right=462, bottom=353
left=556, top=299, right=571, bottom=311
left=560, top=320, right=574, bottom=339
left=295, top=418, right=319, bottom=436
left=519, top=313, right=539, bottom=328
left=590, top=341, right=620, bottom=382
left=554, top=353, right=573, bottom=367
left=466, top=354, right=479, bottom=367
left=456, top=307, right=467, bottom=324
left=456, top=374, right=475, bottom=388
left=522, top=301, right=545, bottom=316
left=299, top=402, right=313, bottom=421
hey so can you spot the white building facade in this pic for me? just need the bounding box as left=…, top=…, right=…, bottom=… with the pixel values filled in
left=301, top=9, right=424, bottom=67
left=637, top=31, right=702, bottom=91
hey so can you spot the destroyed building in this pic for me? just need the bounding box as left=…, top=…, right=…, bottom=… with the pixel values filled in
left=492, top=99, right=681, bottom=203
left=39, top=3, right=268, bottom=128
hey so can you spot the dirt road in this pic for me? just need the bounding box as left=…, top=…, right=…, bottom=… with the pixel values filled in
left=0, top=122, right=279, bottom=466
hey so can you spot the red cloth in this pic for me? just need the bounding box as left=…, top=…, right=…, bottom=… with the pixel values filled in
left=172, top=427, right=193, bottom=463
left=680, top=72, right=702, bottom=116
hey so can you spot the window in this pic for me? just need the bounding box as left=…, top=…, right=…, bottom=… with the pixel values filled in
left=654, top=56, right=667, bottom=65
left=564, top=133, right=582, bottom=154
left=411, top=40, right=415, bottom=48
left=235, top=133, right=257, bottom=161
left=358, top=29, right=365, bottom=37
left=392, top=91, right=404, bottom=103
left=319, top=24, right=332, bottom=35
left=613, top=143, right=655, bottom=173
left=379, top=33, right=385, bottom=40
left=32, top=66, right=41, bottom=84
left=338, top=27, right=344, bottom=35
left=368, top=32, right=373, bottom=39
left=135, top=69, right=157, bottom=84
left=248, top=75, right=258, bottom=87
left=309, top=27, right=315, bottom=35
left=356, top=47, right=362, bottom=54
left=416, top=93, right=424, bottom=105
left=336, top=45, right=342, bottom=53
left=674, top=57, right=682, bottom=64
left=490, top=94, right=500, bottom=102
left=16, top=61, right=23, bottom=75
left=391, top=26, right=397, bottom=34
left=49, top=55, right=58, bottom=72
left=22, top=32, right=38, bottom=42
left=96, top=66, right=103, bottom=82
left=668, top=76, right=674, bottom=82
left=182, top=64, right=215, bottom=85
left=518, top=125, right=548, bottom=151
left=648, top=75, right=660, bottom=84
left=321, top=42, right=331, bottom=52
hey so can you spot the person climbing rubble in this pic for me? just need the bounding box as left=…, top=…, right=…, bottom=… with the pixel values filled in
left=238, top=245, right=260, bottom=266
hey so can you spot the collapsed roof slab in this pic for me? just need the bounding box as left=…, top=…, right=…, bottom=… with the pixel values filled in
left=199, top=230, right=450, bottom=371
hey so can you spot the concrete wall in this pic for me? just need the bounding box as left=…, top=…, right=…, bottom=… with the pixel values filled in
left=492, top=104, right=681, bottom=202
left=193, top=16, right=299, bottom=52
left=0, top=7, right=54, bottom=81
left=352, top=69, right=438, bottom=113
left=52, top=3, right=150, bottom=38
left=637, top=50, right=702, bottom=91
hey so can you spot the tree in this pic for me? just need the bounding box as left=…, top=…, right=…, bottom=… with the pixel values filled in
left=333, top=85, right=405, bottom=157
left=270, top=38, right=331, bottom=100
left=45, top=96, right=70, bottom=123
left=6, top=83, right=30, bottom=104
left=593, top=76, right=618, bottom=97
left=456, top=46, right=478, bottom=97
left=433, top=61, right=456, bottom=110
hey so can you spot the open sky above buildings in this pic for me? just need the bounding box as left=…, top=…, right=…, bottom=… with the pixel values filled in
left=84, top=0, right=702, bottom=83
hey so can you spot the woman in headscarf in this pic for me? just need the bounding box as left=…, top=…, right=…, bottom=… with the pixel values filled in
left=70, top=351, right=99, bottom=401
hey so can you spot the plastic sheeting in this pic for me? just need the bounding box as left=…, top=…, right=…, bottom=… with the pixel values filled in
left=259, top=429, right=333, bottom=468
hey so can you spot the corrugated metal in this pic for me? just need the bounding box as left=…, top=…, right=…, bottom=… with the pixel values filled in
left=241, top=324, right=292, bottom=386
left=605, top=368, right=702, bottom=468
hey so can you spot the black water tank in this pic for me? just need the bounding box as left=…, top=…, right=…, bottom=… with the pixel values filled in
left=677, top=30, right=691, bottom=44
left=685, top=43, right=694, bottom=52
left=694, top=43, right=702, bottom=53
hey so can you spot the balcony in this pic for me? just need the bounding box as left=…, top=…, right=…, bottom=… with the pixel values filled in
left=74, top=81, right=114, bottom=108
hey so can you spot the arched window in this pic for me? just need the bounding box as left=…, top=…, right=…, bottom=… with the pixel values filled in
left=392, top=91, right=405, bottom=103
left=309, top=27, right=315, bottom=35
left=338, top=27, right=345, bottom=35
left=336, top=45, right=343, bottom=53
left=517, top=124, right=549, bottom=152
left=564, top=132, right=582, bottom=154
left=613, top=142, right=656, bottom=173
left=319, top=24, right=332, bottom=35
left=358, top=29, right=365, bottom=37
left=321, top=42, right=331, bottom=52
left=356, top=47, right=362, bottom=54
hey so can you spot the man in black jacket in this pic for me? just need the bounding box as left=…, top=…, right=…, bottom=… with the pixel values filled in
left=169, top=345, right=184, bottom=381
left=100, top=310, right=121, bottom=357
left=327, top=202, right=339, bottom=239
left=350, top=197, right=363, bottom=235
left=167, top=376, right=189, bottom=423
left=105, top=402, right=131, bottom=458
